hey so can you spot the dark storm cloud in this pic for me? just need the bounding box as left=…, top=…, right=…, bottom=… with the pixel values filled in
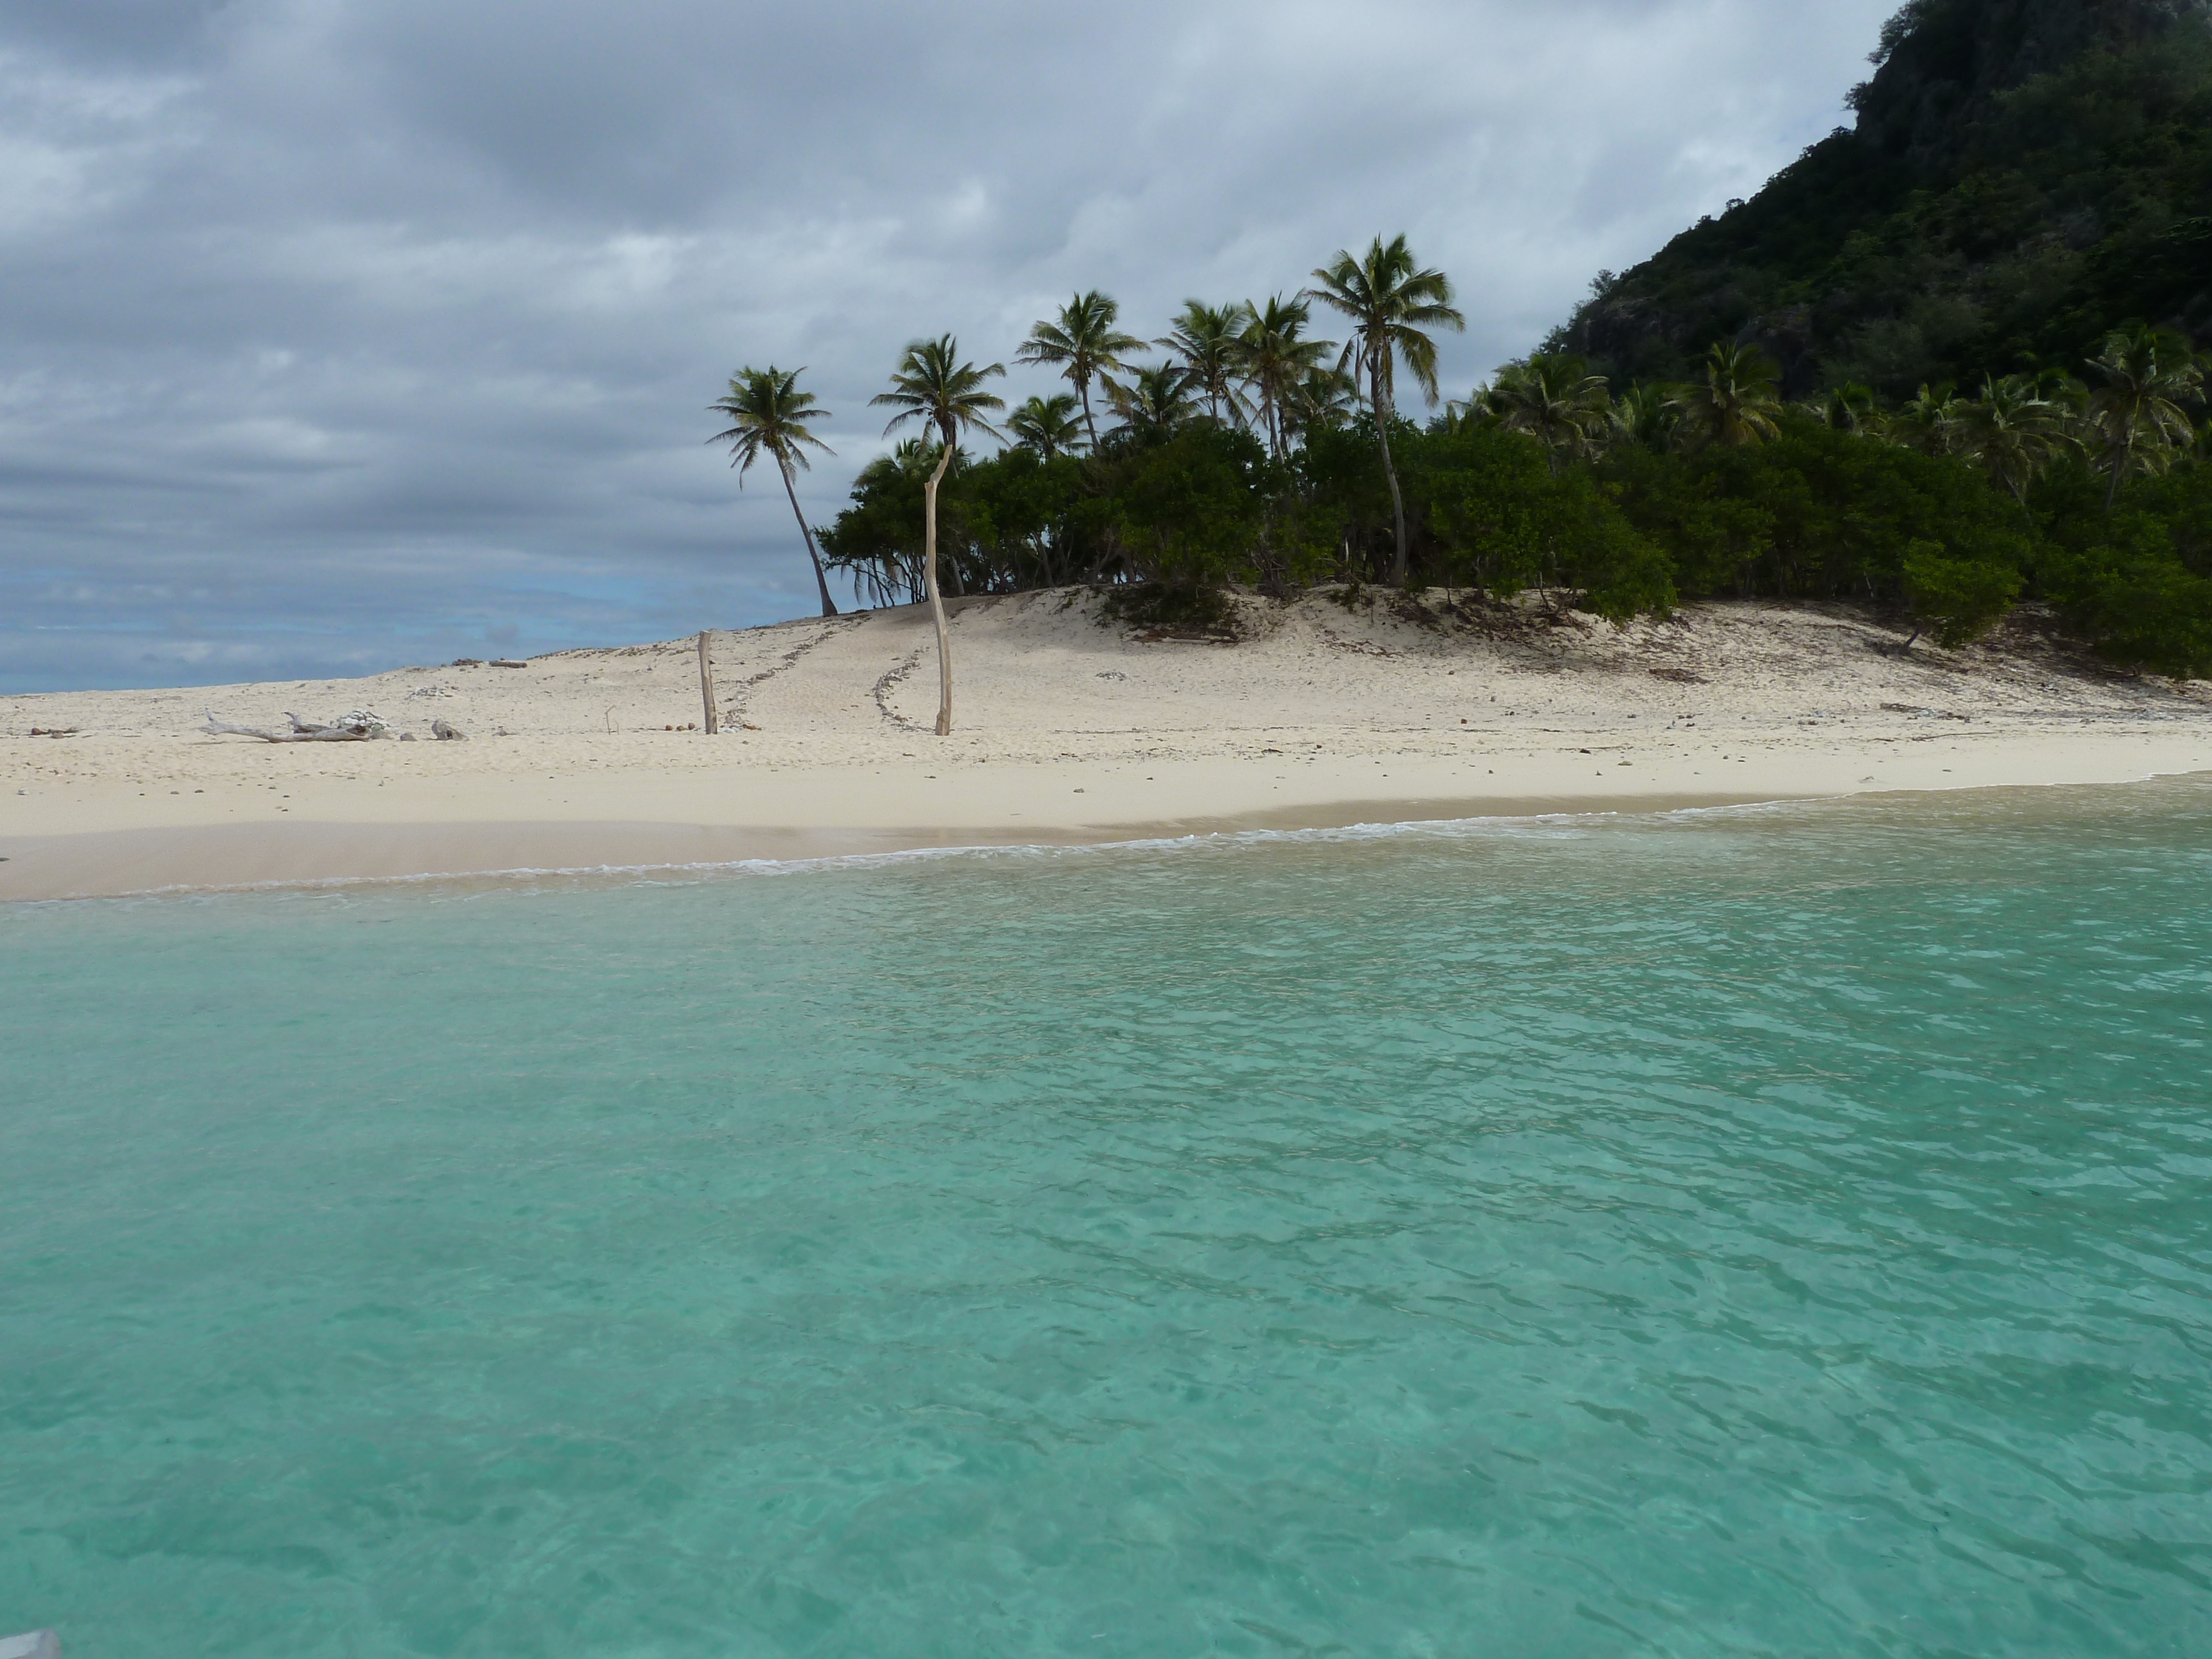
left=0, top=0, right=1896, bottom=692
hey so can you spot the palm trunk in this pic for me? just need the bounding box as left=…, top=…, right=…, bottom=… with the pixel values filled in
left=924, top=438, right=956, bottom=735
left=1373, top=357, right=1408, bottom=586
left=1079, top=378, right=1099, bottom=449
left=2104, top=410, right=2135, bottom=510
left=780, top=463, right=839, bottom=616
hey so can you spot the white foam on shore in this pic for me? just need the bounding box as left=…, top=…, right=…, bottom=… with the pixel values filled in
left=22, top=770, right=2209, bottom=910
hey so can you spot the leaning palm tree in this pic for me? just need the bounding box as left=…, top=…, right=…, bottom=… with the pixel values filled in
left=1952, top=373, right=2072, bottom=513
left=708, top=364, right=841, bottom=616
left=1015, top=291, right=1147, bottom=449
left=1006, top=394, right=1086, bottom=460
left=870, top=336, right=1005, bottom=735
left=1159, top=300, right=1253, bottom=426
left=1237, top=295, right=1335, bottom=458
left=1670, top=342, right=1784, bottom=450
left=1102, top=362, right=1199, bottom=442
left=2084, top=325, right=2204, bottom=508
left=1487, top=353, right=1611, bottom=474
left=1307, top=235, right=1465, bottom=583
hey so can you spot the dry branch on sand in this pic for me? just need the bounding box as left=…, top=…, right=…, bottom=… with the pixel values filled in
left=204, top=709, right=391, bottom=743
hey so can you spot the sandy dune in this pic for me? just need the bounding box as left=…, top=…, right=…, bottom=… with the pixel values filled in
left=4, top=587, right=2209, bottom=899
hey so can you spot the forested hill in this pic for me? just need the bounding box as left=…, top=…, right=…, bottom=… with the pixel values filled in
left=1553, top=0, right=2212, bottom=397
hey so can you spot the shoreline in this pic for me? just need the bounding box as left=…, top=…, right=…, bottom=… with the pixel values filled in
left=8, top=591, right=2211, bottom=901
left=7, top=766, right=2210, bottom=902
left=0, top=789, right=1767, bottom=902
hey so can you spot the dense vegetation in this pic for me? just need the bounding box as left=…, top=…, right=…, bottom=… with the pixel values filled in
left=810, top=309, right=2210, bottom=675
left=1554, top=0, right=2212, bottom=397
left=734, top=1, right=2212, bottom=687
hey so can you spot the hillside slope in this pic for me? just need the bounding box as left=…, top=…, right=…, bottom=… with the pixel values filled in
left=1555, top=0, right=2212, bottom=395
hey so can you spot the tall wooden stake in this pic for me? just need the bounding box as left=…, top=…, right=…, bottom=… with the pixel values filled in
left=696, top=629, right=719, bottom=734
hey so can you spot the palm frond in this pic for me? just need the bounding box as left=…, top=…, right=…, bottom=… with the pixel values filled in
left=1488, top=353, right=1611, bottom=470
left=871, top=335, right=1006, bottom=443
left=1101, top=362, right=1199, bottom=440
left=1305, top=233, right=1465, bottom=414
left=1006, top=393, right=1086, bottom=459
left=708, top=364, right=836, bottom=484
left=1668, top=342, right=1783, bottom=450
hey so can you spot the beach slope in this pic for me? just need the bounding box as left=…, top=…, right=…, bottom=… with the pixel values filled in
left=5, top=589, right=2208, bottom=899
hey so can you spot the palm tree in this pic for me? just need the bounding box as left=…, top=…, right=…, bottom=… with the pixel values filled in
left=1307, top=234, right=1465, bottom=583
left=1287, top=362, right=1361, bottom=442
left=1888, top=383, right=1964, bottom=455
left=1437, top=387, right=1486, bottom=433
left=1818, top=382, right=1881, bottom=436
left=2085, top=325, right=2204, bottom=508
left=1006, top=394, right=1085, bottom=460
left=870, top=336, right=1005, bottom=735
left=1952, top=373, right=2071, bottom=513
left=1670, top=342, right=1783, bottom=450
left=1237, top=295, right=1335, bottom=458
left=708, top=364, right=841, bottom=617
left=1159, top=300, right=1253, bottom=425
left=1486, top=354, right=1611, bottom=474
left=1015, top=291, right=1147, bottom=449
left=1102, top=363, right=1199, bottom=442
left=1608, top=381, right=1675, bottom=451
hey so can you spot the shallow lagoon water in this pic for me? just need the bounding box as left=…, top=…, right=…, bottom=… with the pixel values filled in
left=4, top=781, right=2210, bottom=1657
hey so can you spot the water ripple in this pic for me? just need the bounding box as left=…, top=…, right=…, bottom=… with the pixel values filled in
left=3, top=780, right=2210, bottom=1656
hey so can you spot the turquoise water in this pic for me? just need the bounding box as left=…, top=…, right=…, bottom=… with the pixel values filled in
left=4, top=783, right=2211, bottom=1658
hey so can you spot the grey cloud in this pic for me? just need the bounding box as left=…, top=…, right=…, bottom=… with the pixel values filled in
left=1, top=0, right=1895, bottom=692
left=4, top=1, right=232, bottom=66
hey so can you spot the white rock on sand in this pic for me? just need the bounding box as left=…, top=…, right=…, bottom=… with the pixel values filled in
left=3, top=587, right=2208, bottom=900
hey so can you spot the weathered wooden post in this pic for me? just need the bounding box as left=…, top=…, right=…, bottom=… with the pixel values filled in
left=696, top=630, right=719, bottom=734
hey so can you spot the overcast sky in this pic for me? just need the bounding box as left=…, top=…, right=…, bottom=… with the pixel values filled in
left=0, top=0, right=1896, bottom=692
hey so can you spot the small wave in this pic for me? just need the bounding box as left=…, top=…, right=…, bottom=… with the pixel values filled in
left=19, top=772, right=2211, bottom=910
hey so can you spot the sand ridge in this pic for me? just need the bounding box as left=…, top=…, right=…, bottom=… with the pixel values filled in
left=4, top=588, right=2209, bottom=899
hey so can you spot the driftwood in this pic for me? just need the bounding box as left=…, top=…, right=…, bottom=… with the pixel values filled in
left=1880, top=702, right=1971, bottom=721
left=204, top=709, right=388, bottom=743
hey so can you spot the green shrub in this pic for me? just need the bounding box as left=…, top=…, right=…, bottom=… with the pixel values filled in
left=1901, top=540, right=2023, bottom=645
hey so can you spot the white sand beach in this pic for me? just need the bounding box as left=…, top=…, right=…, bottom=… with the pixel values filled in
left=4, top=587, right=2208, bottom=900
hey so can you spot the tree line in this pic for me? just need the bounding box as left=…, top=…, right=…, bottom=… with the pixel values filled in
left=712, top=235, right=2212, bottom=732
